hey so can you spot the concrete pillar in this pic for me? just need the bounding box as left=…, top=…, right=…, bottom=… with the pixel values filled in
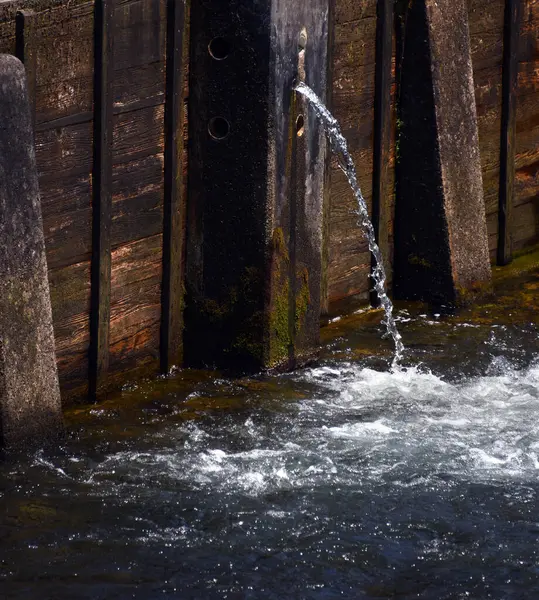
left=185, top=0, right=329, bottom=369
left=394, top=0, right=492, bottom=307
left=0, top=55, right=63, bottom=449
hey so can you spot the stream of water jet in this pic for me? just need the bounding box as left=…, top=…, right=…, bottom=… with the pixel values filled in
left=295, top=82, right=404, bottom=365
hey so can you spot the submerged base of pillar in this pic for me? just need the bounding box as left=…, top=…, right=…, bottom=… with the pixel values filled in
left=0, top=55, right=63, bottom=450
left=185, top=0, right=329, bottom=370
left=394, top=0, right=492, bottom=307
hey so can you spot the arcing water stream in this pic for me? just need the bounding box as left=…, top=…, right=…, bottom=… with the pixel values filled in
left=295, top=82, right=404, bottom=364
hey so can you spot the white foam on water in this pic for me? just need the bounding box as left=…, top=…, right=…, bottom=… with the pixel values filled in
left=36, top=359, right=539, bottom=501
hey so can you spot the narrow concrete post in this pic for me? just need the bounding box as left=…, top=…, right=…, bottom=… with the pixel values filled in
left=0, top=55, right=63, bottom=448
left=186, top=1, right=329, bottom=369
left=395, top=0, right=492, bottom=306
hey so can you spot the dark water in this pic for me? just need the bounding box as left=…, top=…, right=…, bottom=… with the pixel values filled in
left=3, top=270, right=539, bottom=599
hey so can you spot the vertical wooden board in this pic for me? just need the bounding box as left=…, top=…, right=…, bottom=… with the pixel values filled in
left=497, top=0, right=522, bottom=264
left=89, top=0, right=114, bottom=398
left=17, top=3, right=96, bottom=275
left=513, top=197, right=539, bottom=251
left=371, top=0, right=394, bottom=302
left=108, top=235, right=162, bottom=380
left=513, top=0, right=539, bottom=252
left=468, top=0, right=505, bottom=262
left=111, top=104, right=165, bottom=247
left=111, top=0, right=166, bottom=251
left=35, top=121, right=94, bottom=269
left=113, top=0, right=166, bottom=110
left=111, top=154, right=164, bottom=249
left=31, top=2, right=94, bottom=126
left=41, top=173, right=93, bottom=269
left=110, top=0, right=166, bottom=249
left=109, top=0, right=167, bottom=381
left=386, top=36, right=397, bottom=284
left=162, top=0, right=189, bottom=372
left=48, top=261, right=92, bottom=403
left=328, top=0, right=377, bottom=311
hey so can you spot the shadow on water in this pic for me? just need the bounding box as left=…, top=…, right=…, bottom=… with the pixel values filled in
left=2, top=257, right=539, bottom=599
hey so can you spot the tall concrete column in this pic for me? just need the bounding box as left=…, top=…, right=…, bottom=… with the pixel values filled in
left=185, top=0, right=329, bottom=369
left=0, top=55, right=63, bottom=449
left=394, top=0, right=492, bottom=307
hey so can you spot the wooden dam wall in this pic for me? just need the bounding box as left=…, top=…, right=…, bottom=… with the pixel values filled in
left=327, top=0, right=539, bottom=311
left=0, top=0, right=536, bottom=403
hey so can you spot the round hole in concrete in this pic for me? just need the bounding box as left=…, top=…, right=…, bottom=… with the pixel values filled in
left=296, top=114, right=305, bottom=137
left=208, top=116, right=230, bottom=140
left=208, top=37, right=231, bottom=60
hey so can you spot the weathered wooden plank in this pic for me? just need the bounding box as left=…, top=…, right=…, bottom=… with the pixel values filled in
left=109, top=235, right=162, bottom=379
left=498, top=0, right=523, bottom=265
left=111, top=154, right=164, bottom=249
left=112, top=104, right=165, bottom=164
left=113, top=61, right=165, bottom=110
left=161, top=0, right=188, bottom=372
left=35, top=121, right=93, bottom=181
left=371, top=0, right=393, bottom=305
left=321, top=0, right=336, bottom=316
left=513, top=197, right=539, bottom=251
left=328, top=2, right=377, bottom=310
left=49, top=260, right=91, bottom=401
left=334, top=1, right=376, bottom=26
left=41, top=173, right=93, bottom=269
left=469, top=0, right=505, bottom=265
left=512, top=0, right=539, bottom=252
left=89, top=0, right=114, bottom=400
left=113, top=0, right=166, bottom=71
left=113, top=0, right=166, bottom=112
left=517, top=0, right=539, bottom=62
left=30, top=2, right=94, bottom=126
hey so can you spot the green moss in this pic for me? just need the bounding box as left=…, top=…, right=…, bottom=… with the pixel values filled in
left=269, top=279, right=291, bottom=364
left=455, top=279, right=493, bottom=307
left=408, top=254, right=432, bottom=269
left=268, top=227, right=292, bottom=366
left=492, top=245, right=539, bottom=283
left=295, top=268, right=310, bottom=331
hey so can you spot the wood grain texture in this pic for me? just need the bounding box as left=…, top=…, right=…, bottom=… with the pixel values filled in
left=89, top=0, right=114, bottom=399
left=371, top=0, right=394, bottom=305
left=48, top=260, right=91, bottom=402
left=109, top=234, right=162, bottom=380
left=112, top=104, right=165, bottom=164
left=513, top=0, right=539, bottom=252
left=112, top=154, right=164, bottom=248
left=498, top=0, right=523, bottom=264
left=468, top=0, right=505, bottom=261
left=113, top=0, right=166, bottom=109
left=161, top=0, right=189, bottom=372
left=328, top=0, right=377, bottom=311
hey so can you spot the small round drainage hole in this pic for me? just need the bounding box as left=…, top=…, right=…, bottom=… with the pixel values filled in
left=208, top=116, right=230, bottom=140
left=296, top=115, right=305, bottom=137
left=208, top=37, right=231, bottom=60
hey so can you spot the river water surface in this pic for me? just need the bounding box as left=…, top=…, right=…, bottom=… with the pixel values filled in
left=2, top=265, right=539, bottom=599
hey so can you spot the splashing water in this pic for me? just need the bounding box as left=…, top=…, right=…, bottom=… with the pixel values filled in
left=295, top=82, right=404, bottom=364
